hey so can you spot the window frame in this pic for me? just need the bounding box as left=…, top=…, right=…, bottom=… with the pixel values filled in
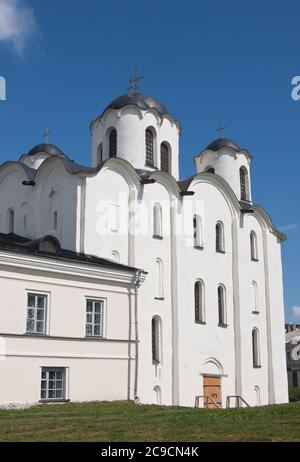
left=97, top=142, right=103, bottom=164
left=160, top=142, right=170, bottom=173
left=85, top=298, right=106, bottom=338
left=252, top=328, right=261, bottom=368
left=240, top=166, right=249, bottom=201
left=109, top=129, right=117, bottom=158
left=26, top=292, right=48, bottom=336
left=152, top=316, right=162, bottom=364
left=145, top=128, right=155, bottom=167
left=218, top=285, right=228, bottom=327
left=40, top=367, right=67, bottom=402
left=216, top=221, right=225, bottom=253
left=194, top=280, right=206, bottom=324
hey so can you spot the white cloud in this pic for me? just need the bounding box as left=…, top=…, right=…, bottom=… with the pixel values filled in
left=281, top=223, right=300, bottom=232
left=0, top=0, right=37, bottom=54
left=292, top=306, right=300, bottom=319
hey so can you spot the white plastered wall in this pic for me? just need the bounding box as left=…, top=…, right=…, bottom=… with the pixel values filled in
left=91, top=108, right=180, bottom=179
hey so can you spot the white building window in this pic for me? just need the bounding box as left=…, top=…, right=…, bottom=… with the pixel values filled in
left=41, top=368, right=66, bottom=401
left=86, top=299, right=105, bottom=337
left=252, top=328, right=261, bottom=367
left=146, top=129, right=155, bottom=167
left=195, top=280, right=205, bottom=323
left=250, top=231, right=258, bottom=261
left=109, top=129, right=117, bottom=158
left=53, top=211, right=58, bottom=230
left=155, top=258, right=164, bottom=299
left=152, top=316, right=161, bottom=364
left=240, top=167, right=249, bottom=201
left=97, top=143, right=103, bottom=164
left=8, top=209, right=14, bottom=234
left=218, top=285, right=227, bottom=327
left=193, top=215, right=203, bottom=248
left=216, top=221, right=225, bottom=253
left=252, top=281, right=259, bottom=313
left=26, top=293, right=47, bottom=335
left=160, top=142, right=170, bottom=173
left=153, top=203, right=162, bottom=239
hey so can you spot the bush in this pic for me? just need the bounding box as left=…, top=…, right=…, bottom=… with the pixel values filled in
left=289, top=387, right=300, bottom=402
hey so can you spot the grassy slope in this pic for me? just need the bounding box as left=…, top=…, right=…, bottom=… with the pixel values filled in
left=0, top=401, right=299, bottom=442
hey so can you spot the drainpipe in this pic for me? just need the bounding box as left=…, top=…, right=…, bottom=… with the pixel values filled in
left=133, top=269, right=143, bottom=402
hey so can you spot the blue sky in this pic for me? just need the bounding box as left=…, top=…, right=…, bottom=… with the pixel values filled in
left=0, top=0, right=299, bottom=322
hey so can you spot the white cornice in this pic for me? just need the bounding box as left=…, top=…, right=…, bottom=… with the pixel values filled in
left=0, top=250, right=140, bottom=286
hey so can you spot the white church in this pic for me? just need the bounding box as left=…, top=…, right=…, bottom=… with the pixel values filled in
left=0, top=86, right=288, bottom=408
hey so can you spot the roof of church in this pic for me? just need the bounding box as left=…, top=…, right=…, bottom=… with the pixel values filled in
left=206, top=138, right=241, bottom=152
left=26, top=143, right=66, bottom=158
left=4, top=147, right=284, bottom=240
left=103, top=92, right=169, bottom=116
left=0, top=233, right=141, bottom=274
left=18, top=144, right=95, bottom=177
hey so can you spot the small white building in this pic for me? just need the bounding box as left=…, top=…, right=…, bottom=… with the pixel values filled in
left=0, top=91, right=288, bottom=407
left=0, top=233, right=145, bottom=405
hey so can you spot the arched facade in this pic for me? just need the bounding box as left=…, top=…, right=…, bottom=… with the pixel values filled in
left=194, top=141, right=252, bottom=203
left=0, top=91, right=288, bottom=409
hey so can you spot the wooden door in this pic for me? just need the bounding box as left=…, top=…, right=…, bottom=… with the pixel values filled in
left=203, top=376, right=221, bottom=408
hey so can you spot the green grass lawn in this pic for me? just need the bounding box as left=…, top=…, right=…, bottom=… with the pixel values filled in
left=0, top=400, right=299, bottom=442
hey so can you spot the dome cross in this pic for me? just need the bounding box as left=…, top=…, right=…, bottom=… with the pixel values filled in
left=128, top=66, right=144, bottom=94
left=43, top=127, right=51, bottom=143
left=216, top=120, right=227, bottom=138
